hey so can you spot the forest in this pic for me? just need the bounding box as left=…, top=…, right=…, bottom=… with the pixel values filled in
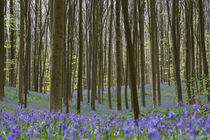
left=0, top=0, right=209, bottom=139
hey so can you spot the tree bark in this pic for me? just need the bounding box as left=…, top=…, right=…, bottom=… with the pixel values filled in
left=77, top=0, right=83, bottom=114
left=171, top=0, right=183, bottom=104
left=198, top=0, right=210, bottom=102
left=9, top=0, right=15, bottom=87
left=49, top=0, right=65, bottom=112
left=138, top=0, right=146, bottom=107
left=108, top=0, right=113, bottom=109
left=121, top=0, right=140, bottom=120
left=19, top=0, right=25, bottom=107
left=116, top=0, right=122, bottom=111
left=0, top=0, right=4, bottom=100
left=149, top=0, right=157, bottom=108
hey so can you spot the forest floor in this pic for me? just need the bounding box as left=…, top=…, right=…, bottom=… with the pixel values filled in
left=0, top=84, right=210, bottom=139
left=0, top=83, right=208, bottom=116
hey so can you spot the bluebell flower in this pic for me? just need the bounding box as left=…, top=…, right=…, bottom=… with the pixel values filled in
left=190, top=129, right=197, bottom=136
left=169, top=111, right=176, bottom=118
left=147, top=128, right=161, bottom=140
left=205, top=115, right=210, bottom=133
left=69, top=128, right=76, bottom=139
left=193, top=104, right=200, bottom=110
left=122, top=125, right=130, bottom=136
left=61, top=123, right=68, bottom=133
left=7, top=133, right=15, bottom=140
left=26, top=128, right=33, bottom=137
left=0, top=134, right=3, bottom=140
left=178, top=101, right=185, bottom=107
left=168, top=129, right=173, bottom=136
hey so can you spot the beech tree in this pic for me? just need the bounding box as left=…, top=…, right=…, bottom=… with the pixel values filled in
left=0, top=0, right=4, bottom=100
left=121, top=0, right=140, bottom=120
left=49, top=0, right=65, bottom=112
left=198, top=0, right=210, bottom=103
left=116, top=0, right=122, bottom=111
left=171, top=0, right=183, bottom=104
left=77, top=0, right=83, bottom=113
left=18, top=0, right=24, bottom=107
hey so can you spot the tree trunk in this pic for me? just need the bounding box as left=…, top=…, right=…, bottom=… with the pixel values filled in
left=198, top=0, right=210, bottom=102
left=121, top=0, right=140, bottom=121
left=34, top=0, right=39, bottom=92
left=19, top=0, right=24, bottom=107
left=49, top=0, right=64, bottom=112
left=124, top=55, right=129, bottom=109
left=0, top=0, right=4, bottom=100
left=116, top=0, right=122, bottom=111
left=77, top=0, right=83, bottom=114
left=9, top=0, right=15, bottom=87
left=108, top=0, right=113, bottom=109
left=171, top=0, right=183, bottom=104
left=149, top=0, right=157, bottom=108
left=24, top=0, right=31, bottom=108
left=138, top=0, right=146, bottom=107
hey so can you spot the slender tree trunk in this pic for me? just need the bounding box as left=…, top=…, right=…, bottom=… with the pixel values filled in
left=98, top=0, right=104, bottom=104
left=19, top=0, right=24, bottom=107
left=87, top=26, right=92, bottom=103
left=9, top=0, right=15, bottom=87
left=198, top=0, right=210, bottom=102
left=24, top=0, right=31, bottom=108
left=38, top=0, right=42, bottom=93
left=190, top=2, right=195, bottom=104
left=0, top=0, right=5, bottom=100
left=185, top=0, right=192, bottom=104
left=149, top=0, right=157, bottom=108
left=166, top=0, right=171, bottom=87
left=34, top=0, right=38, bottom=92
left=138, top=0, right=146, bottom=107
left=171, top=0, right=183, bottom=104
left=121, top=0, right=140, bottom=121
left=91, top=0, right=97, bottom=111
left=124, top=55, right=129, bottom=109
left=66, top=0, right=72, bottom=113
left=108, top=0, right=113, bottom=109
left=77, top=0, right=83, bottom=114
left=116, top=0, right=122, bottom=111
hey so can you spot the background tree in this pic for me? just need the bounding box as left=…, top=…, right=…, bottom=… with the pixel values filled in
left=18, top=0, right=24, bottom=107
left=138, top=0, right=146, bottom=107
left=171, top=0, right=182, bottom=104
left=77, top=0, right=83, bottom=114
left=149, top=0, right=157, bottom=107
left=121, top=0, right=140, bottom=120
left=116, top=0, right=122, bottom=111
left=9, top=0, right=15, bottom=87
left=198, top=0, right=210, bottom=103
left=23, top=0, right=31, bottom=108
left=108, top=0, right=113, bottom=109
left=0, top=0, right=5, bottom=100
